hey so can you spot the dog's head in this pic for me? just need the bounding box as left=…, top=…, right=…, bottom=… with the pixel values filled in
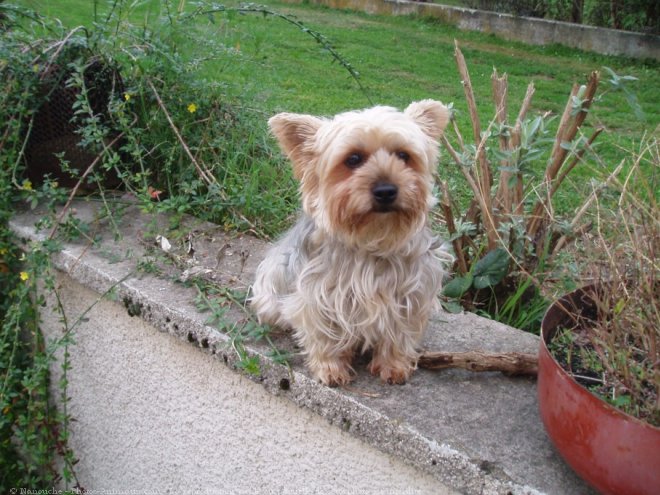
left=269, top=100, right=449, bottom=253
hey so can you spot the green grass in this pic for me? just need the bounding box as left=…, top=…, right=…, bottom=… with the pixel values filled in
left=10, top=0, right=660, bottom=218
left=17, top=1, right=659, bottom=117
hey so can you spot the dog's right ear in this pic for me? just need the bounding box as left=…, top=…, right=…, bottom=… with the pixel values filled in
left=404, top=100, right=449, bottom=141
left=268, top=113, right=323, bottom=180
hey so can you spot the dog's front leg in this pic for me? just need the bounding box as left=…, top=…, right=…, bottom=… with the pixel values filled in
left=295, top=324, right=356, bottom=387
left=368, top=330, right=420, bottom=385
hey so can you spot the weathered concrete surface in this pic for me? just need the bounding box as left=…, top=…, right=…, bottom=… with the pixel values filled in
left=10, top=200, right=594, bottom=494
left=42, top=273, right=453, bottom=494
left=283, top=0, right=660, bottom=60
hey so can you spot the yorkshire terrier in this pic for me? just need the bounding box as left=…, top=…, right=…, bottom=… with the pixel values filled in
left=251, top=100, right=451, bottom=386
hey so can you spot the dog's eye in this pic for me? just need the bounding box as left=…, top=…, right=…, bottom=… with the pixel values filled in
left=396, top=151, right=410, bottom=163
left=344, top=153, right=365, bottom=169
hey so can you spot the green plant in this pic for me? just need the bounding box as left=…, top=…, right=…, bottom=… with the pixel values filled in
left=547, top=137, right=659, bottom=425
left=438, top=42, right=645, bottom=332
left=1, top=1, right=364, bottom=485
left=0, top=10, right=74, bottom=488
left=192, top=281, right=292, bottom=375
left=464, top=0, right=659, bottom=34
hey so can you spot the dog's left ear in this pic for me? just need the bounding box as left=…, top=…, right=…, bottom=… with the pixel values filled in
left=268, top=113, right=323, bottom=180
left=405, top=100, right=449, bottom=140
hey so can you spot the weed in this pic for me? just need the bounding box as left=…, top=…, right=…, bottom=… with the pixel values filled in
left=192, top=281, right=292, bottom=375
left=1, top=1, right=355, bottom=484
left=550, top=135, right=659, bottom=425
left=438, top=43, right=649, bottom=333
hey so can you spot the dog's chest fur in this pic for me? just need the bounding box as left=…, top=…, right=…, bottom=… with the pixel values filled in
left=277, top=215, right=444, bottom=341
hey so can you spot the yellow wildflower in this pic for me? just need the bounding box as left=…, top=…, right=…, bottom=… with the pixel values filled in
left=187, top=103, right=197, bottom=114
left=20, top=271, right=29, bottom=281
left=124, top=93, right=131, bottom=102
left=22, top=179, right=32, bottom=191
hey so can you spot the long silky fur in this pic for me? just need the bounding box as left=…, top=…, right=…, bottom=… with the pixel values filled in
left=251, top=100, right=451, bottom=385
left=251, top=215, right=451, bottom=384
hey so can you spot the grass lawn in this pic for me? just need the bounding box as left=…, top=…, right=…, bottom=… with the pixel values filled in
left=11, top=0, right=660, bottom=215
left=17, top=0, right=659, bottom=118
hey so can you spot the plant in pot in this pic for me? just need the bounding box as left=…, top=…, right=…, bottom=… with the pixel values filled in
left=538, top=137, right=659, bottom=495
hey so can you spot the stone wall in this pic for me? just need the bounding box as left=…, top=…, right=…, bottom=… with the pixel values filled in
left=285, top=0, right=660, bottom=60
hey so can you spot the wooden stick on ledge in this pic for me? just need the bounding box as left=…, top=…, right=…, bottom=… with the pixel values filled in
left=418, top=351, right=539, bottom=376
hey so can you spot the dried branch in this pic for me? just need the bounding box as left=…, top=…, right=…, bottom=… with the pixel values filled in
left=491, top=69, right=508, bottom=130
left=418, top=350, right=538, bottom=376
left=552, top=158, right=626, bottom=256
left=513, top=82, right=536, bottom=144
left=453, top=42, right=498, bottom=249
left=49, top=131, right=125, bottom=240
left=491, top=69, right=511, bottom=214
left=551, top=127, right=603, bottom=197
left=527, top=71, right=600, bottom=240
left=549, top=83, right=580, bottom=163
left=511, top=82, right=535, bottom=214
left=440, top=180, right=468, bottom=274
left=548, top=71, right=600, bottom=181
left=454, top=41, right=482, bottom=148
left=148, top=80, right=215, bottom=186
left=451, top=117, right=465, bottom=152
left=441, top=135, right=485, bottom=207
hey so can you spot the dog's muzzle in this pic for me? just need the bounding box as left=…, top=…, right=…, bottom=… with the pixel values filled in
left=371, top=182, right=398, bottom=211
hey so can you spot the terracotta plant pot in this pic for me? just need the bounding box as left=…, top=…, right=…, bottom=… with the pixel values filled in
left=538, top=285, right=660, bottom=495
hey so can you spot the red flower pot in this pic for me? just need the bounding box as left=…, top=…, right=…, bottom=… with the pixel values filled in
left=538, top=286, right=660, bottom=495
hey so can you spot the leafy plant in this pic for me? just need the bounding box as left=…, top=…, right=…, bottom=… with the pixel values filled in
left=438, top=42, right=643, bottom=332
left=465, top=0, right=660, bottom=34
left=0, top=0, right=361, bottom=487
left=192, top=281, right=292, bottom=375
left=548, top=139, right=658, bottom=425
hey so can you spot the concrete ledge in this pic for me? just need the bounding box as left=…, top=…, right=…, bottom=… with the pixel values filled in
left=10, top=200, right=594, bottom=494
left=284, top=0, right=660, bottom=60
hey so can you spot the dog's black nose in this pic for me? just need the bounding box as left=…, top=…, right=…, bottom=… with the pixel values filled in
left=372, top=182, right=398, bottom=205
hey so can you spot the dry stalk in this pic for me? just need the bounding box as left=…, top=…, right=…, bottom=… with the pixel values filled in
left=510, top=82, right=536, bottom=215
left=48, top=131, right=126, bottom=240
left=454, top=41, right=482, bottom=151
left=491, top=69, right=508, bottom=130
left=528, top=71, right=600, bottom=240
left=491, top=69, right=511, bottom=214
left=551, top=127, right=603, bottom=197
left=552, top=158, right=625, bottom=257
left=440, top=132, right=495, bottom=240
left=579, top=147, right=659, bottom=421
left=39, top=27, right=88, bottom=82
left=549, top=83, right=580, bottom=162
left=148, top=80, right=216, bottom=186
left=453, top=42, right=497, bottom=249
left=440, top=180, right=468, bottom=274
left=451, top=117, right=465, bottom=151
left=513, top=82, right=537, bottom=144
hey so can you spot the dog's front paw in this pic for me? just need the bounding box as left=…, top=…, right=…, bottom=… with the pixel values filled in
left=368, top=358, right=414, bottom=385
left=310, top=358, right=354, bottom=387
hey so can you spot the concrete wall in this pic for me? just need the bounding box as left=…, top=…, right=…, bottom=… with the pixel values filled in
left=44, top=273, right=452, bottom=494
left=11, top=202, right=594, bottom=494
left=286, top=0, right=660, bottom=60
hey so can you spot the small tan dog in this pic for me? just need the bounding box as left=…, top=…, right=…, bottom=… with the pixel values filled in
left=251, top=100, right=451, bottom=386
